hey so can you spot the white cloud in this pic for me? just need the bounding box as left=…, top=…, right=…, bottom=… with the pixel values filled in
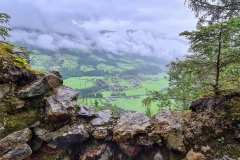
left=0, top=0, right=197, bottom=60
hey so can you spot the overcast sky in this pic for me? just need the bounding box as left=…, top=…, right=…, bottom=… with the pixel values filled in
left=0, top=0, right=197, bottom=59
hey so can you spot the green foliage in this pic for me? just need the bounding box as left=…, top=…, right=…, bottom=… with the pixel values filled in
left=180, top=16, right=240, bottom=93
left=15, top=57, right=28, bottom=65
left=0, top=13, right=11, bottom=41
left=217, top=137, right=225, bottom=143
left=94, top=99, right=99, bottom=108
left=185, top=0, right=240, bottom=25
left=143, top=16, right=240, bottom=112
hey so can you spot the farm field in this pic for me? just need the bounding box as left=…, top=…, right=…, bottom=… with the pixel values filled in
left=65, top=73, right=169, bottom=114
left=29, top=47, right=169, bottom=115
left=63, top=77, right=95, bottom=89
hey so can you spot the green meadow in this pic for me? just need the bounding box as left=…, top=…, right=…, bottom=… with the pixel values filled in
left=64, top=77, right=95, bottom=89
left=29, top=48, right=169, bottom=115
left=67, top=73, right=168, bottom=115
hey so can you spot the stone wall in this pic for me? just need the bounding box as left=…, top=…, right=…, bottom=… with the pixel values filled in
left=0, top=44, right=240, bottom=160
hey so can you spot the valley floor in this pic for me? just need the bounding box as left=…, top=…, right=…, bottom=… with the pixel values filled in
left=64, top=73, right=168, bottom=114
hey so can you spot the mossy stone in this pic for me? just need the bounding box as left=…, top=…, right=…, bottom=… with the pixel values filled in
left=1, top=110, right=40, bottom=138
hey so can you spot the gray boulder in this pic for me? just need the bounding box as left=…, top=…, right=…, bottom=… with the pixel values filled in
left=17, top=72, right=63, bottom=99
left=155, top=109, right=186, bottom=153
left=1, top=143, right=32, bottom=160
left=53, top=124, right=89, bottom=149
left=113, top=110, right=151, bottom=142
left=91, top=110, right=112, bottom=126
left=45, top=86, right=79, bottom=122
left=77, top=105, right=95, bottom=117
left=0, top=128, right=32, bottom=155
left=33, top=127, right=54, bottom=142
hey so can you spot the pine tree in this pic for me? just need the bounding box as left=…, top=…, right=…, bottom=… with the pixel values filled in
left=185, top=0, right=240, bottom=24
left=0, top=13, right=11, bottom=41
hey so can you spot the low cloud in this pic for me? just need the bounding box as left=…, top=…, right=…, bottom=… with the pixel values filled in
left=0, top=0, right=197, bottom=60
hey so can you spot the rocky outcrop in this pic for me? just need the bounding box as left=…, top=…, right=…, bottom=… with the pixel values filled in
left=1, top=143, right=32, bottom=160
left=33, top=127, right=55, bottom=142
left=12, top=47, right=30, bottom=64
left=90, top=110, right=113, bottom=140
left=77, top=105, right=95, bottom=117
left=0, top=128, right=32, bottom=155
left=17, top=72, right=62, bottom=99
left=113, top=110, right=151, bottom=142
left=53, top=124, right=89, bottom=149
left=45, top=86, right=79, bottom=122
left=155, top=109, right=185, bottom=152
left=91, top=110, right=112, bottom=126
left=1, top=44, right=240, bottom=159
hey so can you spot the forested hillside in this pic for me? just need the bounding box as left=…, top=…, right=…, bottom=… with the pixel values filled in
left=28, top=47, right=167, bottom=79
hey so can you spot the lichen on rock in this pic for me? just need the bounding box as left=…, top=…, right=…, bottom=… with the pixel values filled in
left=45, top=86, right=79, bottom=122
left=113, top=110, right=151, bottom=142
left=0, top=128, right=32, bottom=155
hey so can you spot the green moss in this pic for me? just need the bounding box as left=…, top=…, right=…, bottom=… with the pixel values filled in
left=229, top=97, right=240, bottom=121
left=207, top=134, right=240, bottom=159
left=1, top=110, right=40, bottom=138
left=13, top=56, right=45, bottom=75
left=1, top=97, right=21, bottom=115
left=0, top=42, right=46, bottom=76
left=150, top=134, right=162, bottom=144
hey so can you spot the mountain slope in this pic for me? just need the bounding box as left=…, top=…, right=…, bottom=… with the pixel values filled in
left=29, top=47, right=168, bottom=79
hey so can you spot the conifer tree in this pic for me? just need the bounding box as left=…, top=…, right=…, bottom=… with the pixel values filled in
left=0, top=13, right=11, bottom=41
left=185, top=0, right=240, bottom=24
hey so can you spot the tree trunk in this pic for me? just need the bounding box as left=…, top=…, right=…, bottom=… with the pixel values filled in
left=214, top=31, right=221, bottom=95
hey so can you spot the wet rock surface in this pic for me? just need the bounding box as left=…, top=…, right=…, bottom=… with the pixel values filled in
left=45, top=86, right=79, bottom=122
left=1, top=143, right=32, bottom=160
left=77, top=105, right=95, bottom=117
left=155, top=109, right=186, bottom=152
left=33, top=127, right=54, bottom=142
left=53, top=124, right=89, bottom=149
left=17, top=72, right=63, bottom=99
left=155, top=109, right=177, bottom=135
left=0, top=128, right=32, bottom=155
left=113, top=110, right=151, bottom=142
left=91, top=110, right=113, bottom=126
